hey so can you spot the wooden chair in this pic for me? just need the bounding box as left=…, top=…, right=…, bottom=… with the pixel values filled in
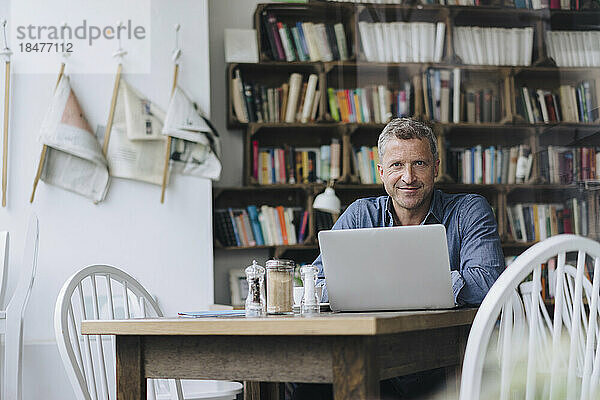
left=460, top=234, right=600, bottom=400
left=0, top=215, right=40, bottom=400
left=54, top=264, right=243, bottom=400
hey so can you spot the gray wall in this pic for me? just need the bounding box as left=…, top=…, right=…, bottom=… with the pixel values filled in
left=209, top=0, right=271, bottom=304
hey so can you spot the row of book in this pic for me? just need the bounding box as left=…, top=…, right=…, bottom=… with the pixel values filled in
left=214, top=206, right=309, bottom=247
left=326, top=0, right=484, bottom=3
left=516, top=0, right=586, bottom=9
left=422, top=68, right=503, bottom=123
left=261, top=11, right=349, bottom=62
left=546, top=31, right=600, bottom=68
left=540, top=146, right=600, bottom=184
left=447, top=145, right=533, bottom=184
left=358, top=22, right=445, bottom=63
left=325, top=0, right=493, bottom=4
left=232, top=71, right=320, bottom=124
left=507, top=199, right=589, bottom=243
left=518, top=81, right=600, bottom=124
left=453, top=26, right=533, bottom=66
left=353, top=146, right=383, bottom=184
left=253, top=140, right=342, bottom=184
left=327, top=84, right=413, bottom=123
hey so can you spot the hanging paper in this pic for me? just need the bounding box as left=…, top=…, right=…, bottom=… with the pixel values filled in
left=105, top=79, right=167, bottom=185
left=162, top=87, right=222, bottom=180
left=124, top=82, right=165, bottom=141
left=39, top=75, right=109, bottom=202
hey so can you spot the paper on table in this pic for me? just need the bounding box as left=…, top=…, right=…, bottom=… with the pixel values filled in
left=39, top=75, right=109, bottom=202
left=178, top=310, right=246, bottom=318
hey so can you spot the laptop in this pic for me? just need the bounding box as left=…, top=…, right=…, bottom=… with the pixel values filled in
left=318, top=224, right=455, bottom=312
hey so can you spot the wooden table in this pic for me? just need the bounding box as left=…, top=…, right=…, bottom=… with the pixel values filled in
left=82, top=308, right=477, bottom=400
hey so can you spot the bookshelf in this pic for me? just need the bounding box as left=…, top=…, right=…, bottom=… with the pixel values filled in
left=216, top=1, right=600, bottom=262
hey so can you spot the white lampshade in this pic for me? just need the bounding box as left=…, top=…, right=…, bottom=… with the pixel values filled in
left=313, top=187, right=341, bottom=214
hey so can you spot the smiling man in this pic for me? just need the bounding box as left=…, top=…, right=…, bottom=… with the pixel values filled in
left=314, top=117, right=505, bottom=306
left=293, top=118, right=505, bottom=399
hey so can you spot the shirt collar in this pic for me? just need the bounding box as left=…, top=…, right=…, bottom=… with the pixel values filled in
left=384, top=189, right=443, bottom=226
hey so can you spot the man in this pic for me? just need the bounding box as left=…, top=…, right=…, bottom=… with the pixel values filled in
left=293, top=118, right=505, bottom=399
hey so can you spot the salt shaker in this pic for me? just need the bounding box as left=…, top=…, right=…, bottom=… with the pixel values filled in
left=300, top=265, right=320, bottom=315
left=245, top=260, right=265, bottom=317
left=266, top=259, right=294, bottom=314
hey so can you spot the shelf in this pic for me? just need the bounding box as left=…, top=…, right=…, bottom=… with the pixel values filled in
left=215, top=183, right=582, bottom=193
left=215, top=244, right=318, bottom=252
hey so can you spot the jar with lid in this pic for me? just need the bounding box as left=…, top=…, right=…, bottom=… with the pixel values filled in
left=245, top=260, right=266, bottom=317
left=266, top=259, right=295, bottom=314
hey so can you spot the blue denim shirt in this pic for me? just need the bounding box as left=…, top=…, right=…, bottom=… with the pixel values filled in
left=313, top=189, right=505, bottom=305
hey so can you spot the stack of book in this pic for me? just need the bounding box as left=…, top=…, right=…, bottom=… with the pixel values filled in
left=538, top=146, right=600, bottom=184
left=352, top=146, right=383, bottom=184
left=453, top=26, right=533, bottom=66
left=423, top=68, right=499, bottom=123
left=358, top=21, right=445, bottom=63
left=546, top=31, right=600, bottom=67
left=518, top=82, right=600, bottom=124
left=214, top=206, right=309, bottom=247
left=507, top=198, right=588, bottom=243
left=327, top=83, right=412, bottom=123
left=260, top=11, right=349, bottom=62
left=232, top=71, right=321, bottom=124
left=253, top=139, right=342, bottom=184
left=447, top=144, right=533, bottom=184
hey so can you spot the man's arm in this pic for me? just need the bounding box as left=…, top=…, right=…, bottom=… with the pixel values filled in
left=454, top=195, right=505, bottom=305
left=312, top=201, right=360, bottom=302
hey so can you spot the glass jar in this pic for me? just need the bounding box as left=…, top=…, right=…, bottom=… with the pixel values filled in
left=300, top=264, right=320, bottom=315
left=266, top=259, right=295, bottom=314
left=245, top=260, right=265, bottom=317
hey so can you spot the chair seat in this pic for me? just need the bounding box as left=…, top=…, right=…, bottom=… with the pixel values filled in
left=156, top=380, right=243, bottom=400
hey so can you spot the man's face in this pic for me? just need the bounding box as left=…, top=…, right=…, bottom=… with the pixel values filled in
left=377, top=137, right=439, bottom=212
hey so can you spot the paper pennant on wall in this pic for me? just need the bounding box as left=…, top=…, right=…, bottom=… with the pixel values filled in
left=38, top=75, right=109, bottom=202
left=105, top=79, right=167, bottom=185
left=162, top=87, right=222, bottom=181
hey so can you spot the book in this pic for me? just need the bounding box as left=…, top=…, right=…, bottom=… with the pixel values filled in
left=285, top=73, right=303, bottom=123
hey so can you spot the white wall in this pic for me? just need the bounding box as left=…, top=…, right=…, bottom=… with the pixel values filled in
left=0, top=1, right=213, bottom=398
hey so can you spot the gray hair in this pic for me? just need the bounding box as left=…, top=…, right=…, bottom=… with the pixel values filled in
left=377, top=118, right=438, bottom=161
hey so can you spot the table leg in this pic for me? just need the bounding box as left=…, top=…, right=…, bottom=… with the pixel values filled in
left=443, top=324, right=470, bottom=400
left=332, top=336, right=380, bottom=400
left=243, top=382, right=281, bottom=400
left=244, top=382, right=261, bottom=400
left=116, top=336, right=146, bottom=400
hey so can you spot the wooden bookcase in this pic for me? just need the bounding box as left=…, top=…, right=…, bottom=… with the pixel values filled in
left=216, top=2, right=600, bottom=261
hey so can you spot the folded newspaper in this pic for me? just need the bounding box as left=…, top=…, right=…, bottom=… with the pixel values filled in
left=105, top=79, right=168, bottom=185
left=162, top=87, right=222, bottom=180
left=38, top=75, right=109, bottom=202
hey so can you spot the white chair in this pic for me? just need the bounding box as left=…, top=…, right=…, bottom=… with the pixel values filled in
left=460, top=234, right=600, bottom=400
left=0, top=215, right=40, bottom=400
left=54, top=264, right=243, bottom=400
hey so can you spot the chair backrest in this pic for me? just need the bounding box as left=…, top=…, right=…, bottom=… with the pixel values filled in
left=54, top=264, right=180, bottom=400
left=0, top=231, right=8, bottom=308
left=4, top=214, right=40, bottom=400
left=460, top=234, right=600, bottom=400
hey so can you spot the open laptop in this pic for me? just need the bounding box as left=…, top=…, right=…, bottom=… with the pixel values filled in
left=318, top=224, right=455, bottom=312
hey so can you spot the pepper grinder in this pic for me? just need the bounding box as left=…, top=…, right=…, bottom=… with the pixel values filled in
left=300, top=265, right=320, bottom=315
left=244, top=260, right=265, bottom=317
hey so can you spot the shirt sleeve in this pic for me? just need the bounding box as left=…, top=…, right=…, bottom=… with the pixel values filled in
left=455, top=195, right=505, bottom=305
left=312, top=201, right=360, bottom=302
